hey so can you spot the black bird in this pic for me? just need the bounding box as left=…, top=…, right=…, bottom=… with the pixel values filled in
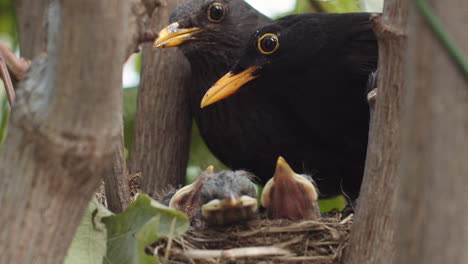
left=201, top=13, right=378, bottom=199
left=154, top=1, right=299, bottom=184
left=262, top=157, right=320, bottom=221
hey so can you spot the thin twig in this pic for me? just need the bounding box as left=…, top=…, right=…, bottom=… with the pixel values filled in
left=182, top=246, right=292, bottom=259
left=0, top=50, right=15, bottom=106
left=163, top=217, right=178, bottom=264
left=0, top=42, right=31, bottom=80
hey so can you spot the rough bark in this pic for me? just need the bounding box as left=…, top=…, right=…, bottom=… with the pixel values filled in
left=342, top=1, right=408, bottom=263
left=14, top=0, right=50, bottom=59
left=14, top=0, right=134, bottom=214
left=104, top=113, right=130, bottom=213
left=129, top=0, right=192, bottom=197
left=0, top=0, right=127, bottom=263
left=396, top=1, right=468, bottom=263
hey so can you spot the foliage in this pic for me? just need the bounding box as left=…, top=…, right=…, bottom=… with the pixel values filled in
left=0, top=0, right=17, bottom=46
left=101, top=194, right=189, bottom=264
left=290, top=0, right=382, bottom=16
left=123, top=87, right=138, bottom=155
left=294, top=0, right=360, bottom=14
left=64, top=198, right=112, bottom=264
left=0, top=95, right=9, bottom=148
left=64, top=195, right=189, bottom=264
left=318, top=195, right=347, bottom=212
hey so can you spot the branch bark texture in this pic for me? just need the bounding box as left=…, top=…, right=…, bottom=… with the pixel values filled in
left=129, top=0, right=192, bottom=197
left=342, top=1, right=408, bottom=263
left=14, top=0, right=50, bottom=59
left=104, top=115, right=131, bottom=213
left=0, top=0, right=127, bottom=262
left=396, top=0, right=468, bottom=263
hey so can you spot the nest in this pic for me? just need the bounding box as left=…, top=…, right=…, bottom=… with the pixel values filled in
left=154, top=214, right=352, bottom=264
left=97, top=174, right=352, bottom=264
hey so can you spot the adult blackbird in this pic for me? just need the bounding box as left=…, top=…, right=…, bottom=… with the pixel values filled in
left=262, top=157, right=320, bottom=221
left=201, top=13, right=378, bottom=199
left=154, top=1, right=300, bottom=186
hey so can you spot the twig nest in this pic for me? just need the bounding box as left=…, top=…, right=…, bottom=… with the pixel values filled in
left=155, top=214, right=353, bottom=264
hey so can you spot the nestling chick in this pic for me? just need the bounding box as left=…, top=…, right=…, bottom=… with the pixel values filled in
left=166, top=166, right=216, bottom=228
left=262, top=157, right=320, bottom=221
left=199, top=170, right=259, bottom=226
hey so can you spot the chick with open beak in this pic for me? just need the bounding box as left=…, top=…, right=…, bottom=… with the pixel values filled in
left=262, top=157, right=320, bottom=221
left=165, top=166, right=216, bottom=228
left=199, top=170, right=259, bottom=226
left=166, top=166, right=258, bottom=227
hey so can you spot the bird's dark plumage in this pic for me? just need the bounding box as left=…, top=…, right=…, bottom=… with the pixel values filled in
left=156, top=1, right=289, bottom=184
left=202, top=13, right=378, bottom=199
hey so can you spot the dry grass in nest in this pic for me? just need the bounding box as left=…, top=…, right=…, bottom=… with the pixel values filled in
left=95, top=172, right=142, bottom=206
left=97, top=174, right=352, bottom=263
left=154, top=214, right=353, bottom=264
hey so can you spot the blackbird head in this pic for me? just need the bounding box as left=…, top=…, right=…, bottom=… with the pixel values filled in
left=200, top=13, right=376, bottom=107
left=199, top=170, right=258, bottom=226
left=261, top=156, right=320, bottom=221
left=154, top=0, right=268, bottom=57
left=199, top=14, right=326, bottom=107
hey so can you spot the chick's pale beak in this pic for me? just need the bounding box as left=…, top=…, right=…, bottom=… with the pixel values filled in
left=201, top=195, right=258, bottom=226
left=168, top=165, right=214, bottom=209
left=154, top=22, right=203, bottom=48
left=261, top=156, right=319, bottom=220
left=200, top=66, right=259, bottom=108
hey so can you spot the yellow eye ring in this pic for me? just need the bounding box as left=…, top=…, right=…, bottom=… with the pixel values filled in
left=257, top=33, right=279, bottom=55
left=207, top=2, right=225, bottom=23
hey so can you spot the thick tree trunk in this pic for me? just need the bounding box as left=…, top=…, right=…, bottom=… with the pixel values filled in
left=15, top=0, right=133, bottom=214
left=342, top=1, right=407, bottom=263
left=129, top=0, right=192, bottom=197
left=0, top=0, right=127, bottom=263
left=396, top=1, right=468, bottom=263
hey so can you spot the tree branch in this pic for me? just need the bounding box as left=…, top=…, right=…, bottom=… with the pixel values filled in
left=14, top=0, right=49, bottom=59
left=125, top=0, right=159, bottom=60
left=0, top=0, right=127, bottom=262
left=396, top=0, right=468, bottom=263
left=129, top=0, right=192, bottom=197
left=104, top=107, right=131, bottom=213
left=341, top=1, right=408, bottom=263
left=0, top=50, right=15, bottom=105
left=102, top=0, right=160, bottom=213
left=0, top=42, right=32, bottom=105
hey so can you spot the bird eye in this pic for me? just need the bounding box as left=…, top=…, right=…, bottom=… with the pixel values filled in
left=257, top=33, right=279, bottom=55
left=207, top=2, right=225, bottom=23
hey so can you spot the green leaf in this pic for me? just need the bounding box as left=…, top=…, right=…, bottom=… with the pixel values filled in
left=0, top=95, right=10, bottom=148
left=291, top=0, right=363, bottom=15
left=359, top=0, right=384, bottom=12
left=102, top=194, right=189, bottom=264
left=0, top=0, right=18, bottom=47
left=318, top=195, right=347, bottom=213
left=187, top=122, right=228, bottom=172
left=64, top=198, right=112, bottom=264
left=123, top=87, right=138, bottom=156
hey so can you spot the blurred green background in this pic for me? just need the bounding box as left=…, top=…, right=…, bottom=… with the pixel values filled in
left=0, top=0, right=382, bottom=212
